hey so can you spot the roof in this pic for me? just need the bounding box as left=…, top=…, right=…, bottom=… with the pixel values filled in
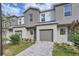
left=57, top=19, right=75, bottom=25
left=7, top=15, right=24, bottom=19
left=54, top=3, right=69, bottom=7
left=35, top=21, right=58, bottom=26
left=7, top=15, right=18, bottom=18
left=24, top=7, right=40, bottom=13
left=18, top=16, right=24, bottom=17
left=12, top=25, right=26, bottom=28
left=40, top=9, right=54, bottom=13
left=57, top=19, right=79, bottom=26
left=24, top=8, right=55, bottom=14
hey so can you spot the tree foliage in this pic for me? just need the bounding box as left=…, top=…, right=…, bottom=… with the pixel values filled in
left=10, top=34, right=20, bottom=44
left=71, top=30, right=79, bottom=47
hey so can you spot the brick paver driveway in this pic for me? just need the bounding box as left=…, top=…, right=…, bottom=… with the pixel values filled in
left=17, top=41, right=53, bottom=56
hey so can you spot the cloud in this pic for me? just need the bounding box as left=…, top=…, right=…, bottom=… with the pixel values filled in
left=13, top=3, right=18, bottom=6
left=2, top=3, right=53, bottom=16
left=2, top=3, right=21, bottom=16
left=24, top=3, right=53, bottom=11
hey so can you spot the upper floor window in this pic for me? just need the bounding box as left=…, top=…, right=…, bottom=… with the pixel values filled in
left=29, top=13, right=33, bottom=22
left=64, top=4, right=72, bottom=16
left=18, top=17, right=24, bottom=25
left=19, top=19, right=21, bottom=25
left=41, top=14, right=45, bottom=22
left=19, top=22, right=21, bottom=25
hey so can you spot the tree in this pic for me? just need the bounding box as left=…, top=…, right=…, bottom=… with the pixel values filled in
left=0, top=3, right=3, bottom=55
left=10, top=34, right=20, bottom=44
left=71, top=30, right=79, bottom=48
left=70, top=20, right=79, bottom=48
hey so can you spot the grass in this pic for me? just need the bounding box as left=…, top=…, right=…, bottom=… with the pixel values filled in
left=4, top=41, right=34, bottom=56
left=53, top=43, right=79, bottom=56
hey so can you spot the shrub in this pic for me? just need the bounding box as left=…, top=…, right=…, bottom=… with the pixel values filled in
left=71, top=31, right=79, bottom=47
left=10, top=34, right=20, bottom=44
left=23, top=38, right=36, bottom=44
left=3, top=38, right=9, bottom=42
left=3, top=38, right=9, bottom=44
left=53, top=43, right=79, bottom=56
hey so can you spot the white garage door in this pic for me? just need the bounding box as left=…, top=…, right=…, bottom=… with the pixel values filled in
left=40, top=29, right=53, bottom=41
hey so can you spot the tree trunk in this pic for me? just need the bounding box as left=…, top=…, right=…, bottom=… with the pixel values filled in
left=0, top=3, right=3, bottom=56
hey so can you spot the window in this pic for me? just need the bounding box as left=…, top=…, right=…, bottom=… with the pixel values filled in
left=30, top=30, right=33, bottom=35
left=19, top=19, right=21, bottom=25
left=15, top=30, right=22, bottom=38
left=60, top=28, right=65, bottom=35
left=64, top=4, right=72, bottom=16
left=19, top=21, right=21, bottom=25
left=29, top=13, right=33, bottom=22
left=41, top=14, right=45, bottom=22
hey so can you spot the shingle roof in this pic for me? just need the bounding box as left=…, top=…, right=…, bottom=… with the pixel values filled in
left=54, top=3, right=69, bottom=7
left=57, top=19, right=79, bottom=25
left=23, top=7, right=40, bottom=13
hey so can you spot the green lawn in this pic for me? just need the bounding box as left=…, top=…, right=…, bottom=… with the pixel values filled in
left=4, top=41, right=34, bottom=56
left=53, top=43, right=79, bottom=56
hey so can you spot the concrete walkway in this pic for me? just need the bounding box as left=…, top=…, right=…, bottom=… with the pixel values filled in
left=17, top=41, right=53, bottom=56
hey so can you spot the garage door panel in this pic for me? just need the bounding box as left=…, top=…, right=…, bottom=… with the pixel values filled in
left=40, top=29, right=53, bottom=41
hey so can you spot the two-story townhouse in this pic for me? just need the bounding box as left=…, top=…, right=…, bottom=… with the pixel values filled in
left=2, top=15, right=18, bottom=44
left=6, top=3, right=79, bottom=43
left=55, top=3, right=79, bottom=42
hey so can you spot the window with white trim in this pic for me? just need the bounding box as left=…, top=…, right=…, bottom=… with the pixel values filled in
left=41, top=14, right=45, bottom=22
left=60, top=28, right=66, bottom=35
left=19, top=19, right=21, bottom=25
left=29, top=13, right=33, bottom=22
left=64, top=4, right=72, bottom=16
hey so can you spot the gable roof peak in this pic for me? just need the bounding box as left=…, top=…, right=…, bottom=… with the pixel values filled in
left=24, top=6, right=40, bottom=13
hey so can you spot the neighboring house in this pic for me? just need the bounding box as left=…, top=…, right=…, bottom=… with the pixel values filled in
left=5, top=16, right=18, bottom=39
left=2, top=15, right=18, bottom=44
left=5, top=3, right=79, bottom=43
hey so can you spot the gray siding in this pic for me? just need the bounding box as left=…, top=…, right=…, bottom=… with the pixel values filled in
left=55, top=3, right=79, bottom=24
left=24, top=9, right=40, bottom=27
left=40, top=10, right=55, bottom=22
left=2, top=16, right=18, bottom=29
left=12, top=17, right=18, bottom=26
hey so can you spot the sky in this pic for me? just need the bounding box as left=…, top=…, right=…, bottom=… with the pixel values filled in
left=2, top=3, right=53, bottom=16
